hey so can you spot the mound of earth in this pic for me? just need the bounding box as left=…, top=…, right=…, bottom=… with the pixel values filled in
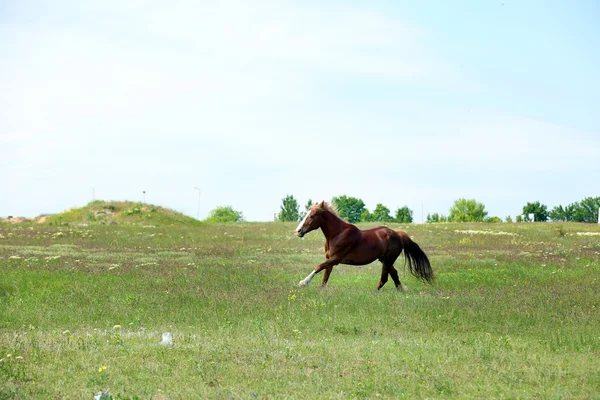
left=39, top=200, right=202, bottom=227
left=3, top=217, right=30, bottom=224
left=2, top=215, right=58, bottom=224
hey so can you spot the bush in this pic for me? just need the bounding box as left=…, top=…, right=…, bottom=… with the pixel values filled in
left=448, top=198, right=488, bottom=222
left=549, top=204, right=575, bottom=222
left=360, top=209, right=373, bottom=222
left=371, top=204, right=393, bottom=222
left=426, top=213, right=447, bottom=223
left=522, top=201, right=549, bottom=222
left=205, top=206, right=245, bottom=223
left=331, top=195, right=366, bottom=223
left=573, top=197, right=600, bottom=223
left=394, top=206, right=413, bottom=223
left=549, top=197, right=599, bottom=223
left=126, top=208, right=142, bottom=216
left=485, top=216, right=502, bottom=223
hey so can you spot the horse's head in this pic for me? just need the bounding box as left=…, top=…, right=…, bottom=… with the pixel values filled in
left=295, top=201, right=325, bottom=238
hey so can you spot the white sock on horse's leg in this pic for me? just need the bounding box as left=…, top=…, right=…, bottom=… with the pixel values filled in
left=299, top=270, right=317, bottom=287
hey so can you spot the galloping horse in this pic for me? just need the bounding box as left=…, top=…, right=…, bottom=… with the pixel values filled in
left=295, top=201, right=433, bottom=291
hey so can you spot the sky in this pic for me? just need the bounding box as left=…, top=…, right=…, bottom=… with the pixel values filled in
left=1, top=0, right=599, bottom=222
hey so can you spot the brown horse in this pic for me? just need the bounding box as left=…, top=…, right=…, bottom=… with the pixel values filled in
left=295, top=201, right=433, bottom=290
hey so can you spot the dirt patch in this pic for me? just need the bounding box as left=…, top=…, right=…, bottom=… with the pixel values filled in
left=2, top=216, right=49, bottom=224
left=5, top=217, right=28, bottom=224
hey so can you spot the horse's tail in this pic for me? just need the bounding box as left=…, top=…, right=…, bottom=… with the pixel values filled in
left=397, top=231, right=434, bottom=283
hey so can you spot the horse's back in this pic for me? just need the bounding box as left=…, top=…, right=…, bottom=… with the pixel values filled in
left=360, top=225, right=400, bottom=239
left=360, top=225, right=390, bottom=233
left=358, top=226, right=404, bottom=251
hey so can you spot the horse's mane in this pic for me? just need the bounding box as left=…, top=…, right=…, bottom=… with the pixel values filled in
left=310, top=201, right=340, bottom=217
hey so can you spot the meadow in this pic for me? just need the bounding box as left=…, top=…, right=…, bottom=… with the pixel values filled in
left=1, top=219, right=599, bottom=399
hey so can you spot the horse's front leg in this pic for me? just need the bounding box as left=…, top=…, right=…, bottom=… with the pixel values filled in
left=298, top=258, right=340, bottom=287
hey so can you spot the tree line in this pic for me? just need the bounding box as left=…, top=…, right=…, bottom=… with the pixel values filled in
left=277, top=195, right=414, bottom=223
left=426, top=197, right=600, bottom=223
left=202, top=195, right=600, bottom=224
left=519, top=197, right=600, bottom=223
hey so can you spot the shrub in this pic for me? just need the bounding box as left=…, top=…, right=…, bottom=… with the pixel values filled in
left=205, top=206, right=245, bottom=223
left=448, top=199, right=488, bottom=222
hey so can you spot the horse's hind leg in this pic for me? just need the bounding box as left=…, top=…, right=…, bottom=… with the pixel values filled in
left=389, top=265, right=408, bottom=292
left=383, top=243, right=407, bottom=292
left=321, top=266, right=334, bottom=286
left=377, top=264, right=389, bottom=290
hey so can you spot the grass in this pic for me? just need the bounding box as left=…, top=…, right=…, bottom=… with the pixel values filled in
left=0, top=221, right=599, bottom=398
left=42, top=200, right=203, bottom=227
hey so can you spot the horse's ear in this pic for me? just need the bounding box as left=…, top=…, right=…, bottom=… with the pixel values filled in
left=320, top=200, right=325, bottom=207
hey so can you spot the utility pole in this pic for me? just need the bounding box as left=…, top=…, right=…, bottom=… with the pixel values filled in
left=194, top=187, right=201, bottom=220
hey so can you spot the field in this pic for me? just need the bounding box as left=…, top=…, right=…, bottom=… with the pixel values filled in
left=1, top=219, right=599, bottom=399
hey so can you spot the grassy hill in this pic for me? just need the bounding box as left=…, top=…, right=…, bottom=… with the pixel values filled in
left=43, top=200, right=202, bottom=226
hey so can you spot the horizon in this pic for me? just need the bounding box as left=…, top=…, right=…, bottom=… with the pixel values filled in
left=2, top=1, right=599, bottom=222
left=1, top=195, right=597, bottom=223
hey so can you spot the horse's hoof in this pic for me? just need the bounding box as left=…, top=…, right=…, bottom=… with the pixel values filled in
left=397, top=285, right=408, bottom=292
left=298, top=280, right=307, bottom=287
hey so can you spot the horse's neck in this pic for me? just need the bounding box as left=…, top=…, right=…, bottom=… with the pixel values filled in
left=320, top=211, right=348, bottom=239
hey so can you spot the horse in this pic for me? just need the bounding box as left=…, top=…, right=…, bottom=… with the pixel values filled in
left=295, top=201, right=434, bottom=291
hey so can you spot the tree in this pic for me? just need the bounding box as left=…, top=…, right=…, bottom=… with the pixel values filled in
left=299, top=199, right=314, bottom=220
left=573, top=197, right=600, bottom=223
left=485, top=216, right=502, bottom=223
left=278, top=195, right=300, bottom=222
left=360, top=209, right=373, bottom=222
left=426, top=213, right=447, bottom=223
left=522, top=201, right=548, bottom=222
left=370, top=204, right=393, bottom=222
left=205, top=206, right=244, bottom=223
left=331, top=195, right=366, bottom=223
left=448, top=198, right=488, bottom=222
left=549, top=204, right=576, bottom=222
left=394, top=206, right=413, bottom=223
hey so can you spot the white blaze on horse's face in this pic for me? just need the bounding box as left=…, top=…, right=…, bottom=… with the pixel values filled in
left=295, top=209, right=312, bottom=237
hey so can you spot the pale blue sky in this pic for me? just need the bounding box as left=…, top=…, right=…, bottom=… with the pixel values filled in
left=1, top=0, right=599, bottom=222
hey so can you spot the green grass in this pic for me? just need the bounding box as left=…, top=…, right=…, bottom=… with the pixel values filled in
left=1, top=221, right=599, bottom=398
